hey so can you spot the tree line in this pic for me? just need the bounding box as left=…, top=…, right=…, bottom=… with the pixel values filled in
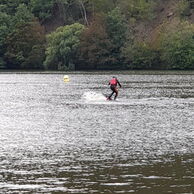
left=1, top=0, right=194, bottom=70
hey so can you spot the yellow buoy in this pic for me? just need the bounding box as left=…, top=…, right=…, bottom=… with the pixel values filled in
left=63, top=75, right=70, bottom=83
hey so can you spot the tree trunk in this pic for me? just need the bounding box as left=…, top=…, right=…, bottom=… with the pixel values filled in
left=79, top=0, right=89, bottom=26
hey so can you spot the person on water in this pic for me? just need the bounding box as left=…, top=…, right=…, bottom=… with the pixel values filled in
left=107, top=76, right=122, bottom=100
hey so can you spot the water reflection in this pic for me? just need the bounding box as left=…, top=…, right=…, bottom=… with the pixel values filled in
left=0, top=73, right=193, bottom=193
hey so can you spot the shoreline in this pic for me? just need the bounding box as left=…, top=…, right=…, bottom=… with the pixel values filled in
left=1, top=70, right=194, bottom=75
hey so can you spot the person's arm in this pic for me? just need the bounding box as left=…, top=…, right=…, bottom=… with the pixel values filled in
left=117, top=79, right=122, bottom=87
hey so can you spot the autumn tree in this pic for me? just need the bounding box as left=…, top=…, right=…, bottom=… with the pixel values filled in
left=77, top=14, right=114, bottom=70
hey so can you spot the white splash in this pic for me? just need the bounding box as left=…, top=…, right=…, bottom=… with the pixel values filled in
left=82, top=91, right=107, bottom=102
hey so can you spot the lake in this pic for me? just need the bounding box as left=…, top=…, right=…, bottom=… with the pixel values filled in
left=0, top=72, right=193, bottom=193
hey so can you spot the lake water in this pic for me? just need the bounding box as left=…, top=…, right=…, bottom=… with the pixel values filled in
left=0, top=72, right=194, bottom=193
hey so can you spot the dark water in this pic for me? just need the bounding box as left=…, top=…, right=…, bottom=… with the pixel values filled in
left=0, top=72, right=194, bottom=193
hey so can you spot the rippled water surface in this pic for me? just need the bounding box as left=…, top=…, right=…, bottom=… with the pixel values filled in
left=0, top=72, right=194, bottom=193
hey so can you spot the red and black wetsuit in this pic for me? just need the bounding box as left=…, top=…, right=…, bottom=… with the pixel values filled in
left=108, top=77, right=122, bottom=100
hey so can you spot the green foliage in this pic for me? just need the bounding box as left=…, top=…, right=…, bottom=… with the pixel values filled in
left=118, top=0, right=155, bottom=20
left=122, top=42, right=159, bottom=69
left=5, top=20, right=45, bottom=69
left=1, top=0, right=194, bottom=71
left=22, top=44, right=45, bottom=69
left=0, top=0, right=44, bottom=69
left=88, top=0, right=116, bottom=13
left=188, top=0, right=194, bottom=9
left=30, top=0, right=88, bottom=24
left=44, top=23, right=85, bottom=70
left=176, top=0, right=191, bottom=17
left=0, top=12, right=11, bottom=55
left=0, top=0, right=29, bottom=15
left=106, top=7, right=127, bottom=48
left=106, top=7, right=127, bottom=67
left=160, top=21, right=194, bottom=69
left=0, top=57, right=6, bottom=69
left=12, top=4, right=34, bottom=26
left=30, top=0, right=54, bottom=21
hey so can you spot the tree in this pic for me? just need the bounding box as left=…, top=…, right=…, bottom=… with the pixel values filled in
left=5, top=20, right=45, bottom=69
left=78, top=14, right=114, bottom=70
left=30, top=0, right=90, bottom=26
left=122, top=41, right=159, bottom=69
left=160, top=21, right=194, bottom=69
left=118, top=0, right=155, bottom=20
left=0, top=12, right=12, bottom=68
left=30, top=0, right=54, bottom=22
left=0, top=0, right=29, bottom=15
left=106, top=7, right=127, bottom=67
left=12, top=3, right=34, bottom=27
left=44, top=23, right=85, bottom=70
left=3, top=3, right=45, bottom=69
left=0, top=12, right=11, bottom=55
left=88, top=0, right=117, bottom=14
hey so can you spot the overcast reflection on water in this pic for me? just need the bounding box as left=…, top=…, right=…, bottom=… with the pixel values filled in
left=0, top=72, right=194, bottom=193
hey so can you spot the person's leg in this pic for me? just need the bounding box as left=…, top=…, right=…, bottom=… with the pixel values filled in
left=114, top=88, right=118, bottom=100
left=108, top=86, right=115, bottom=99
left=108, top=90, right=114, bottom=99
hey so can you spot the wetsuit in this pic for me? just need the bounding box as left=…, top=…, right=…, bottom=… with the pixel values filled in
left=108, top=77, right=122, bottom=100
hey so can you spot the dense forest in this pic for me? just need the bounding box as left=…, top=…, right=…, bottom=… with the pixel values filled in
left=1, top=0, right=194, bottom=70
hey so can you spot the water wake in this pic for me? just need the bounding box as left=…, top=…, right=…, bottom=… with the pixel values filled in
left=82, top=91, right=107, bottom=102
left=81, top=91, right=194, bottom=106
